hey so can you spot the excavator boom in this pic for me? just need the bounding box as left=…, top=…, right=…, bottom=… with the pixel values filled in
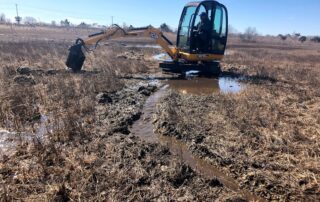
left=66, top=25, right=177, bottom=72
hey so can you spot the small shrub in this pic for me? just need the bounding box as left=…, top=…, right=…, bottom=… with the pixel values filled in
left=311, top=36, right=320, bottom=43
left=299, top=36, right=307, bottom=43
left=278, top=34, right=287, bottom=41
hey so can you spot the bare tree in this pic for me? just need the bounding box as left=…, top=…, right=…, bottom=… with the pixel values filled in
left=51, top=20, right=57, bottom=27
left=294, top=33, right=301, bottom=38
left=78, top=22, right=86, bottom=28
left=24, top=16, right=37, bottom=25
left=160, top=23, right=173, bottom=33
left=240, top=27, right=258, bottom=42
left=278, top=34, right=287, bottom=41
left=311, top=36, right=320, bottom=43
left=299, top=36, right=307, bottom=43
left=285, top=34, right=292, bottom=39
left=60, top=19, right=70, bottom=27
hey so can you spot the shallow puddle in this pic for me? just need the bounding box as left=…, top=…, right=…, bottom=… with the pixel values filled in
left=130, top=83, right=263, bottom=202
left=35, top=114, right=52, bottom=138
left=166, top=76, right=243, bottom=95
left=152, top=53, right=173, bottom=62
left=0, top=114, right=50, bottom=156
left=0, top=129, right=17, bottom=154
left=0, top=129, right=33, bottom=156
left=123, top=44, right=162, bottom=49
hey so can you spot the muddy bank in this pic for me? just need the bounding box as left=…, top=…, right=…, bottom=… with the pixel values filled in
left=130, top=84, right=263, bottom=201
left=95, top=80, right=159, bottom=135
left=0, top=38, right=240, bottom=200
left=1, top=133, right=236, bottom=201
left=154, top=81, right=320, bottom=201
left=2, top=34, right=319, bottom=201
left=1, top=79, right=239, bottom=201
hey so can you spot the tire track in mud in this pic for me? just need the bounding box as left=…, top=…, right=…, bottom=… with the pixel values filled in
left=130, top=84, right=265, bottom=202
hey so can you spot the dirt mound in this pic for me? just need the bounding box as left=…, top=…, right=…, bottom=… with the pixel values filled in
left=13, top=75, right=36, bottom=86
left=116, top=51, right=144, bottom=60
left=16, top=66, right=72, bottom=77
left=96, top=93, right=113, bottom=104
left=17, top=67, right=32, bottom=75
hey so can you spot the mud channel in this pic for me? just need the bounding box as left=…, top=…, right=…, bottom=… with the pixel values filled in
left=130, top=76, right=264, bottom=201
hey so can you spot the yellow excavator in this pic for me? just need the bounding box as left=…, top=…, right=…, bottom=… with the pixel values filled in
left=66, top=0, right=228, bottom=74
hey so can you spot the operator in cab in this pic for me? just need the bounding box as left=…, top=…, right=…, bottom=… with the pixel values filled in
left=194, top=12, right=211, bottom=52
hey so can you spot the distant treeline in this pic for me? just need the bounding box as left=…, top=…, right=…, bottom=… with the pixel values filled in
left=228, top=25, right=320, bottom=43
left=0, top=13, right=176, bottom=33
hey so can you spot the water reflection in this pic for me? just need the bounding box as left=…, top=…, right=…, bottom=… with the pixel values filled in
left=166, top=77, right=243, bottom=95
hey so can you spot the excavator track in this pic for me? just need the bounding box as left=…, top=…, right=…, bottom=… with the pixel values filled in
left=160, top=61, right=221, bottom=76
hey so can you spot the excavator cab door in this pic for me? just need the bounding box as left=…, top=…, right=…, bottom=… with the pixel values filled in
left=177, top=1, right=228, bottom=55
left=177, top=5, right=197, bottom=52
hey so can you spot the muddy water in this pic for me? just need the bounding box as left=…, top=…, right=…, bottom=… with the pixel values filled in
left=0, top=114, right=50, bottom=156
left=130, top=82, right=264, bottom=202
left=0, top=129, right=18, bottom=154
left=152, top=53, right=173, bottom=62
left=123, top=44, right=162, bottom=49
left=0, top=130, right=32, bottom=155
left=130, top=86, right=168, bottom=143
left=166, top=77, right=243, bottom=95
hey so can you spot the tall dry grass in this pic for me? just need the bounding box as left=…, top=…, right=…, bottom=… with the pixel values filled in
left=0, top=37, right=236, bottom=201
left=224, top=38, right=320, bottom=89
left=155, top=37, right=320, bottom=200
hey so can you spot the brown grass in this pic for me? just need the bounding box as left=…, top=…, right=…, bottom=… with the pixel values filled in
left=0, top=24, right=100, bottom=42
left=0, top=27, right=236, bottom=201
left=1, top=26, right=320, bottom=201
left=155, top=36, right=320, bottom=201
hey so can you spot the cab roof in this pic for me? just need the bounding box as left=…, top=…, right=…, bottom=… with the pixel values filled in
left=186, top=0, right=219, bottom=7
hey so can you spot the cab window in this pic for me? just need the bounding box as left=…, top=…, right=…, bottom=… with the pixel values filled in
left=178, top=6, right=197, bottom=50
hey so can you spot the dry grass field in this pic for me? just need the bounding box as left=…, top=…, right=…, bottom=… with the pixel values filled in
left=155, top=37, right=320, bottom=200
left=0, top=25, right=236, bottom=201
left=0, top=25, right=319, bottom=201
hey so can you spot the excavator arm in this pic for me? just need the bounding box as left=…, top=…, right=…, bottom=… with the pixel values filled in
left=66, top=24, right=178, bottom=72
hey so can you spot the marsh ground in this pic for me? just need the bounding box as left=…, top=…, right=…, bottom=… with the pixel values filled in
left=155, top=37, right=320, bottom=201
left=0, top=25, right=319, bottom=201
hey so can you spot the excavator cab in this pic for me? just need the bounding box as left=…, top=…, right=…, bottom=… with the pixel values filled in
left=177, top=0, right=228, bottom=57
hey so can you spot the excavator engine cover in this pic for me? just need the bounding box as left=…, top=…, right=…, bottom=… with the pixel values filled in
left=66, top=43, right=85, bottom=72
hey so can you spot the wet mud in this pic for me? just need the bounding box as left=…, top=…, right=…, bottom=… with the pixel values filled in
left=166, top=76, right=243, bottom=95
left=130, top=81, right=263, bottom=201
left=153, top=80, right=320, bottom=201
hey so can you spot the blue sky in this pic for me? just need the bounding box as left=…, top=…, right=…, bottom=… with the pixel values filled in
left=0, top=0, right=319, bottom=35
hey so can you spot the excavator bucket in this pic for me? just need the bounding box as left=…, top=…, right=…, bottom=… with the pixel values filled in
left=66, top=42, right=85, bottom=72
